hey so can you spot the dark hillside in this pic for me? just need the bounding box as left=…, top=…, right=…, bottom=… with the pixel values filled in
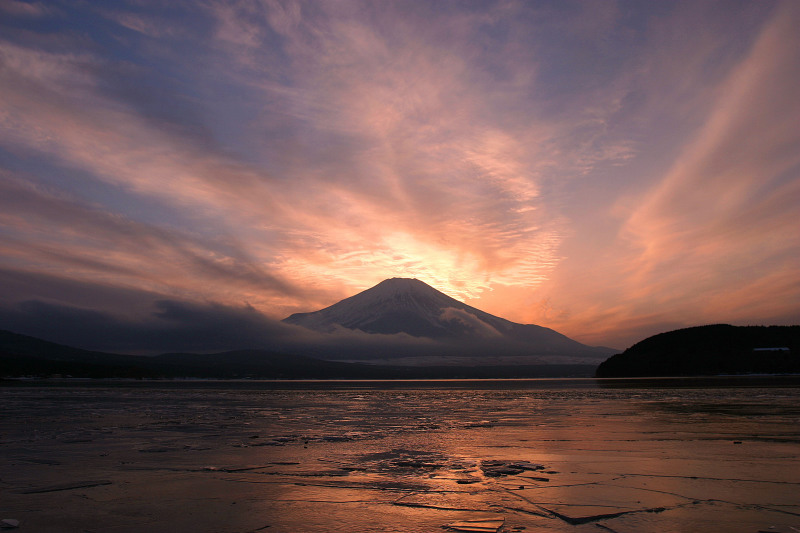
left=596, top=325, right=800, bottom=377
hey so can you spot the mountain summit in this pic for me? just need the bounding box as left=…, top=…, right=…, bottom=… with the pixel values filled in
left=284, top=278, right=612, bottom=361
left=285, top=278, right=492, bottom=338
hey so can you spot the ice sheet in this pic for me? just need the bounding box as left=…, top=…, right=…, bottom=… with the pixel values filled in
left=1, top=381, right=799, bottom=532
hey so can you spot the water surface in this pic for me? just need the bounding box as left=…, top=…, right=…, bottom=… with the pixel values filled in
left=2, top=378, right=799, bottom=532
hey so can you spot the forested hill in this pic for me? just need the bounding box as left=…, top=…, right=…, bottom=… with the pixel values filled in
left=595, top=325, right=800, bottom=377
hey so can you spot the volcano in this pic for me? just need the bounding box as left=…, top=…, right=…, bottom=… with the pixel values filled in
left=284, top=278, right=613, bottom=362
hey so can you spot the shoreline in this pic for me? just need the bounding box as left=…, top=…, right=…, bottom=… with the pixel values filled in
left=3, top=373, right=800, bottom=390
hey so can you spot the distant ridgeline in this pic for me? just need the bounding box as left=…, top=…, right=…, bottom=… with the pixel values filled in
left=596, top=325, right=800, bottom=377
left=0, top=329, right=596, bottom=380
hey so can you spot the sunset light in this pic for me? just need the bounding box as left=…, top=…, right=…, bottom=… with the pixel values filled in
left=3, top=4, right=800, bottom=532
left=1, top=1, right=798, bottom=350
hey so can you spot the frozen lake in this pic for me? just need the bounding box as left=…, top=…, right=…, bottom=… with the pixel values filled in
left=2, top=378, right=799, bottom=532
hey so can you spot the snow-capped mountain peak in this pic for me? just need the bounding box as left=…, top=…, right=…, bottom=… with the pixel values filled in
left=283, top=278, right=611, bottom=360
left=285, top=278, right=483, bottom=338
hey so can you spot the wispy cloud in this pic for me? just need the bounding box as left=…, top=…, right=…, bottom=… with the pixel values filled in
left=0, top=170, right=305, bottom=302
left=622, top=2, right=800, bottom=313
left=0, top=1, right=797, bottom=350
left=197, top=0, right=632, bottom=298
left=0, top=0, right=51, bottom=18
left=534, top=2, right=800, bottom=346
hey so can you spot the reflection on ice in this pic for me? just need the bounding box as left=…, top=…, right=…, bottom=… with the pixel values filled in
left=444, top=516, right=505, bottom=532
left=1, top=380, right=799, bottom=532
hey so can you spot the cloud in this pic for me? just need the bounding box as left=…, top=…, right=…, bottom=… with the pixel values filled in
left=199, top=1, right=651, bottom=296
left=439, top=307, right=503, bottom=339
left=0, top=42, right=279, bottom=214
left=622, top=2, right=800, bottom=311
left=0, top=296, right=295, bottom=354
left=534, top=3, right=800, bottom=347
left=0, top=294, right=452, bottom=358
left=0, top=1, right=50, bottom=18
left=0, top=1, right=797, bottom=352
left=0, top=5, right=566, bottom=305
left=0, top=266, right=444, bottom=355
left=0, top=173, right=304, bottom=305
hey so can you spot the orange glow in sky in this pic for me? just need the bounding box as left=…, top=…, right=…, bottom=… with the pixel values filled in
left=1, top=1, right=799, bottom=351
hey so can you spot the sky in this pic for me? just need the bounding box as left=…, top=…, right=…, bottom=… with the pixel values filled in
left=1, top=0, right=799, bottom=353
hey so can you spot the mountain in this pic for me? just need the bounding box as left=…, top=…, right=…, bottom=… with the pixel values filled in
left=0, top=278, right=612, bottom=377
left=0, top=329, right=161, bottom=378
left=284, top=278, right=613, bottom=362
left=595, top=324, right=800, bottom=377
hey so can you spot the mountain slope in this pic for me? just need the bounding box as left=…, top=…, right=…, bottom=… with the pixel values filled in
left=284, top=278, right=612, bottom=360
left=0, top=329, right=160, bottom=378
